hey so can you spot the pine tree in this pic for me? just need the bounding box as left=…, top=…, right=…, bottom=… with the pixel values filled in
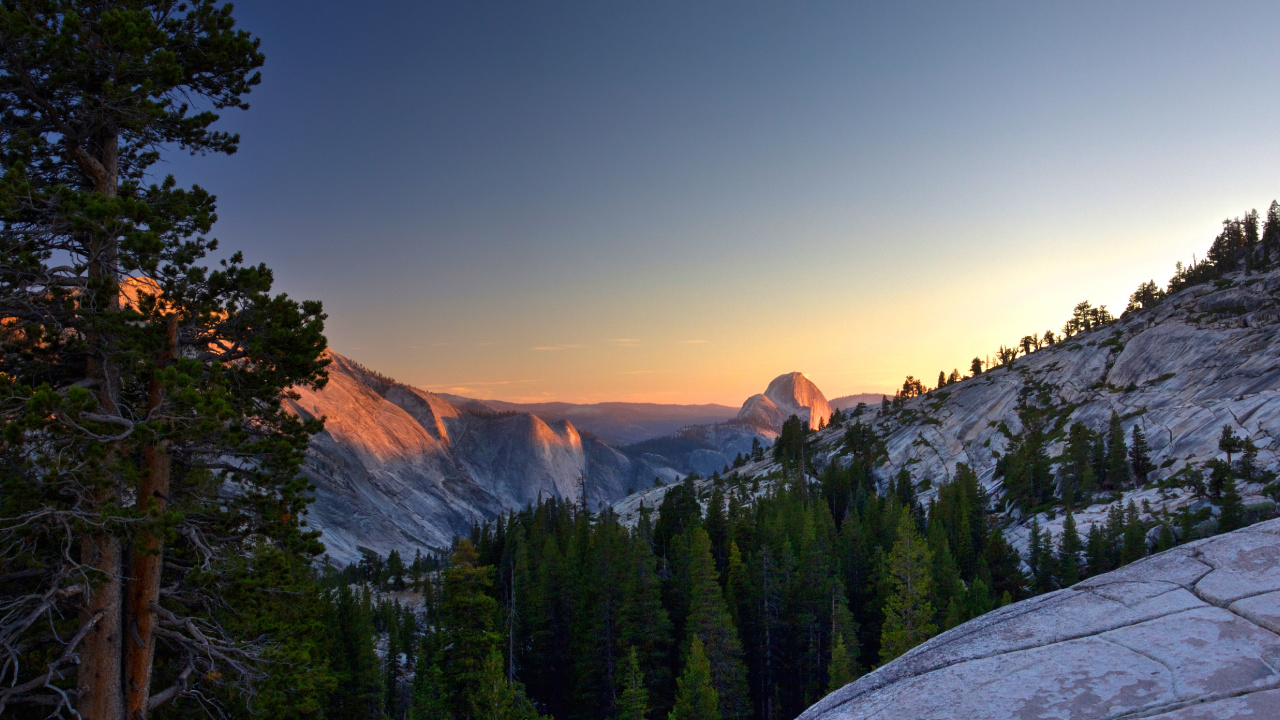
left=1218, top=476, right=1245, bottom=533
left=879, top=510, right=936, bottom=664
left=1058, top=511, right=1083, bottom=587
left=1128, top=425, right=1153, bottom=485
left=681, top=527, right=750, bottom=720
left=827, top=634, right=856, bottom=693
left=1262, top=200, right=1280, bottom=258
left=1120, top=502, right=1147, bottom=565
left=409, top=656, right=448, bottom=720
left=0, top=4, right=328, bottom=716
left=1219, top=425, right=1243, bottom=466
left=440, top=539, right=500, bottom=720
left=617, top=647, right=650, bottom=720
left=668, top=637, right=718, bottom=720
left=1084, top=522, right=1108, bottom=578
left=1106, top=414, right=1130, bottom=490
left=326, top=586, right=385, bottom=720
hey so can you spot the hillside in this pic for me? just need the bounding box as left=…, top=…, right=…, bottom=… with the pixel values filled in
left=289, top=353, right=671, bottom=562
left=616, top=267, right=1280, bottom=547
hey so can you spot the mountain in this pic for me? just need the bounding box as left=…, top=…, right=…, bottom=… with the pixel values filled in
left=292, top=364, right=842, bottom=562
left=288, top=353, right=668, bottom=562
left=436, top=395, right=738, bottom=446
left=802, top=519, right=1280, bottom=720
left=616, top=266, right=1280, bottom=547
left=737, top=372, right=833, bottom=430
left=829, top=392, right=885, bottom=411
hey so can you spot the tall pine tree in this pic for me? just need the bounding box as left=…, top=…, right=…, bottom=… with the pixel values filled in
left=879, top=510, right=936, bottom=664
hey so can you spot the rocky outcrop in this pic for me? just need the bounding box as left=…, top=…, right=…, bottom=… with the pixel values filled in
left=805, top=268, right=1280, bottom=549
left=289, top=353, right=650, bottom=563
left=801, top=519, right=1280, bottom=720
left=738, top=372, right=833, bottom=431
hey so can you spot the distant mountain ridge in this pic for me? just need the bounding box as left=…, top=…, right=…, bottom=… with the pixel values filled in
left=291, top=357, right=826, bottom=562
left=436, top=395, right=738, bottom=446
left=290, top=354, right=677, bottom=562
left=829, top=392, right=886, bottom=411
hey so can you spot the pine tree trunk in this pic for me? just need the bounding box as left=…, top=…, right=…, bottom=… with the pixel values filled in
left=124, top=317, right=177, bottom=719
left=77, top=130, right=128, bottom=720
left=78, top=536, right=125, bottom=720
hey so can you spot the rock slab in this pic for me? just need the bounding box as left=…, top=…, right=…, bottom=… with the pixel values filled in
left=800, top=519, right=1280, bottom=720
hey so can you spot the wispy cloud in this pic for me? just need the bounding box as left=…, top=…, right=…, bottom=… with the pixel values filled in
left=608, top=338, right=641, bottom=346
left=531, top=344, right=584, bottom=351
left=679, top=339, right=709, bottom=344
left=622, top=370, right=654, bottom=375
left=422, top=379, right=540, bottom=391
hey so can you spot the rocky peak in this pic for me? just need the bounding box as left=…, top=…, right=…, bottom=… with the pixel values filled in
left=738, top=371, right=833, bottom=431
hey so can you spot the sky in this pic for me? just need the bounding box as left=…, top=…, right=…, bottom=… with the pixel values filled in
left=171, top=1, right=1280, bottom=405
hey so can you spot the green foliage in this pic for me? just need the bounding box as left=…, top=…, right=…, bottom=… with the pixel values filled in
left=325, top=585, right=385, bottom=720
left=0, top=2, right=329, bottom=716
left=617, top=648, right=651, bottom=720
left=879, top=510, right=936, bottom=664
left=440, top=540, right=500, bottom=720
left=773, top=414, right=810, bottom=470
left=826, top=635, right=855, bottom=694
left=669, top=637, right=719, bottom=720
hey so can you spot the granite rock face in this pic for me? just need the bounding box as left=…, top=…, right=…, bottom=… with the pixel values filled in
left=801, top=519, right=1280, bottom=720
left=810, top=267, right=1280, bottom=550
left=738, top=372, right=834, bottom=431
left=289, top=353, right=656, bottom=563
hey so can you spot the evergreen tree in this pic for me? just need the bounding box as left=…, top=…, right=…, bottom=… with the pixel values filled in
left=440, top=539, right=500, bottom=720
left=1129, top=425, right=1153, bottom=485
left=617, top=647, right=651, bottom=720
left=971, top=357, right=983, bottom=376
left=1027, top=520, right=1055, bottom=594
left=0, top=4, right=328, bottom=716
left=1084, top=522, right=1108, bottom=578
left=1219, top=425, right=1243, bottom=466
left=326, top=586, right=385, bottom=720
left=1057, top=511, right=1083, bottom=587
left=1106, top=414, right=1130, bottom=490
left=1262, top=200, right=1280, bottom=257
left=668, top=637, right=718, bottom=720
left=681, top=527, right=751, bottom=720
left=1208, top=459, right=1232, bottom=500
left=1218, top=476, right=1246, bottom=533
left=826, top=634, right=856, bottom=694
left=1120, top=502, right=1147, bottom=565
left=879, top=510, right=936, bottom=664
left=410, top=656, right=447, bottom=720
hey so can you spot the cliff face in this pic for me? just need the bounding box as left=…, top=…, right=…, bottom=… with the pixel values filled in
left=825, top=267, right=1280, bottom=548
left=615, top=269, right=1280, bottom=545
left=737, top=372, right=834, bottom=431
left=288, top=353, right=645, bottom=563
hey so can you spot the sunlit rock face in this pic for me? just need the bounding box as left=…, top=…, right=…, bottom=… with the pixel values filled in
left=801, top=519, right=1280, bottom=720
left=287, top=353, right=641, bottom=563
left=738, top=372, right=833, bottom=430
left=795, top=267, right=1280, bottom=552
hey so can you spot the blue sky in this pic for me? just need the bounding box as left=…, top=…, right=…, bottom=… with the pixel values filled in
left=173, top=1, right=1280, bottom=403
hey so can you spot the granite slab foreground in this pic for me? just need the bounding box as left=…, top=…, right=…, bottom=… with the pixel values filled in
left=801, top=519, right=1280, bottom=720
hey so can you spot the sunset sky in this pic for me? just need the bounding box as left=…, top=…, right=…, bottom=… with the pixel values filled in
left=176, top=1, right=1280, bottom=405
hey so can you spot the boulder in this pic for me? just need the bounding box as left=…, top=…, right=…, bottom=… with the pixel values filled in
left=801, top=519, right=1280, bottom=720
